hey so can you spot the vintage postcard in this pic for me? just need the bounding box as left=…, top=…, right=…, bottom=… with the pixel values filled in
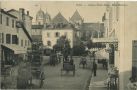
left=0, top=1, right=137, bottom=90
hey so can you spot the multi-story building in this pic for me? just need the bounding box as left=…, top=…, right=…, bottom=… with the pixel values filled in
left=32, top=9, right=82, bottom=48
left=100, top=2, right=137, bottom=90
left=117, top=2, right=137, bottom=90
left=32, top=9, right=105, bottom=48
left=0, top=8, right=32, bottom=64
left=42, top=12, right=80, bottom=48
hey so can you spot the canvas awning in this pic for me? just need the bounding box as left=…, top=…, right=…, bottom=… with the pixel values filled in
left=95, top=49, right=109, bottom=60
left=1, top=44, right=26, bottom=54
left=92, top=38, right=118, bottom=43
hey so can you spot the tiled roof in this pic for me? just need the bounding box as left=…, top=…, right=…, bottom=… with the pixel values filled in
left=52, top=12, right=68, bottom=24
left=1, top=9, right=17, bottom=18
left=80, top=23, right=105, bottom=32
left=31, top=25, right=44, bottom=29
left=7, top=9, right=33, bottom=19
left=70, top=10, right=83, bottom=22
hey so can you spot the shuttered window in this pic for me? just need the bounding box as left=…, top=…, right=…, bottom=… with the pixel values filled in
left=6, top=34, right=11, bottom=44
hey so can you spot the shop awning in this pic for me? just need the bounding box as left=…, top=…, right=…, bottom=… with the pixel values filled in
left=95, top=49, right=109, bottom=60
left=1, top=44, right=26, bottom=54
left=92, top=38, right=118, bottom=43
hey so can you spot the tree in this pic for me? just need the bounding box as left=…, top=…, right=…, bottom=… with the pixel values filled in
left=53, top=35, right=71, bottom=60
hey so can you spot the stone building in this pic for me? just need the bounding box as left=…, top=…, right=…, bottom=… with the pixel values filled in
left=0, top=8, right=32, bottom=63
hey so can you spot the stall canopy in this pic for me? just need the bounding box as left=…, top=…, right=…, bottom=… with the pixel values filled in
left=95, top=49, right=109, bottom=60
left=1, top=44, right=26, bottom=54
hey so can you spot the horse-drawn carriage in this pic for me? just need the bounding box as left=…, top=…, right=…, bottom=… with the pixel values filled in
left=61, top=61, right=75, bottom=76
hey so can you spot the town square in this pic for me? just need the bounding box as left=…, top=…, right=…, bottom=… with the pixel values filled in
left=0, top=1, right=137, bottom=90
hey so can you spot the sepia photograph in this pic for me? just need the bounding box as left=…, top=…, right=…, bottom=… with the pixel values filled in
left=0, top=1, right=137, bottom=90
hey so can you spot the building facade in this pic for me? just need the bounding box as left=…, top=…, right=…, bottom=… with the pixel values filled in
left=102, top=2, right=137, bottom=90
left=0, top=8, right=32, bottom=63
left=42, top=12, right=80, bottom=48
left=118, top=2, right=137, bottom=90
left=32, top=9, right=105, bottom=48
left=32, top=9, right=82, bottom=48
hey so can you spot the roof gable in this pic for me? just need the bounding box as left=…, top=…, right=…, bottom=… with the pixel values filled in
left=70, top=10, right=83, bottom=22
left=52, top=12, right=68, bottom=24
left=1, top=9, right=17, bottom=18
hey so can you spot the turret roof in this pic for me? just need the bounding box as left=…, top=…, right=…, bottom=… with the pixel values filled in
left=70, top=10, right=83, bottom=22
left=52, top=12, right=68, bottom=24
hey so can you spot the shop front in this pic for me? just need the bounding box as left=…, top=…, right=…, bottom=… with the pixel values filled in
left=1, top=44, right=26, bottom=66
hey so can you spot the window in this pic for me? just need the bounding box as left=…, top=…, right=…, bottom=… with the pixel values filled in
left=55, top=32, right=60, bottom=37
left=2, top=33, right=4, bottom=43
left=25, top=40, right=27, bottom=46
left=28, top=40, right=30, bottom=46
left=21, top=40, right=23, bottom=47
left=38, top=22, right=41, bottom=25
left=47, top=41, right=51, bottom=46
left=47, top=32, right=50, bottom=37
left=0, top=14, right=2, bottom=24
left=12, top=35, right=18, bottom=44
left=6, top=34, right=11, bottom=44
left=0, top=33, right=4, bottom=43
left=0, top=33, right=2, bottom=43
left=6, top=17, right=9, bottom=26
left=12, top=19, right=14, bottom=28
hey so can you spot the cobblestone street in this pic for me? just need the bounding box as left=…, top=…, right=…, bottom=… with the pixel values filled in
left=42, top=57, right=92, bottom=90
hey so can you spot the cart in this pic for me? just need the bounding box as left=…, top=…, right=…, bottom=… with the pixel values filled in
left=61, top=62, right=75, bottom=76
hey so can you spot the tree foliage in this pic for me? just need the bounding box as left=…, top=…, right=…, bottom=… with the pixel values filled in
left=53, top=35, right=71, bottom=55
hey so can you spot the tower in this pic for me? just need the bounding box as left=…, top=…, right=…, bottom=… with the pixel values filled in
left=36, top=8, right=45, bottom=25
left=44, top=10, right=51, bottom=25
left=69, top=10, right=84, bottom=29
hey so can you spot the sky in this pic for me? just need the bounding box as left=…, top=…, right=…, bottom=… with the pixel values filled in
left=1, top=1, right=107, bottom=23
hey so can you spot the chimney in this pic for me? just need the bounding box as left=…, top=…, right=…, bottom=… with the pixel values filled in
left=27, top=11, right=29, bottom=16
left=19, top=8, right=25, bottom=21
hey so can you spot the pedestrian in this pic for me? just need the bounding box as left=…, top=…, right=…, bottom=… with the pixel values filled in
left=39, top=72, right=45, bottom=88
left=49, top=52, right=53, bottom=66
left=92, top=61, right=97, bottom=76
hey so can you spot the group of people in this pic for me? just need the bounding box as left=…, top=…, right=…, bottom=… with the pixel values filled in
left=127, top=77, right=137, bottom=90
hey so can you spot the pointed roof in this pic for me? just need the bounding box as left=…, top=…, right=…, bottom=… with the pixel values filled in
left=70, top=10, right=83, bottom=22
left=52, top=12, right=68, bottom=24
